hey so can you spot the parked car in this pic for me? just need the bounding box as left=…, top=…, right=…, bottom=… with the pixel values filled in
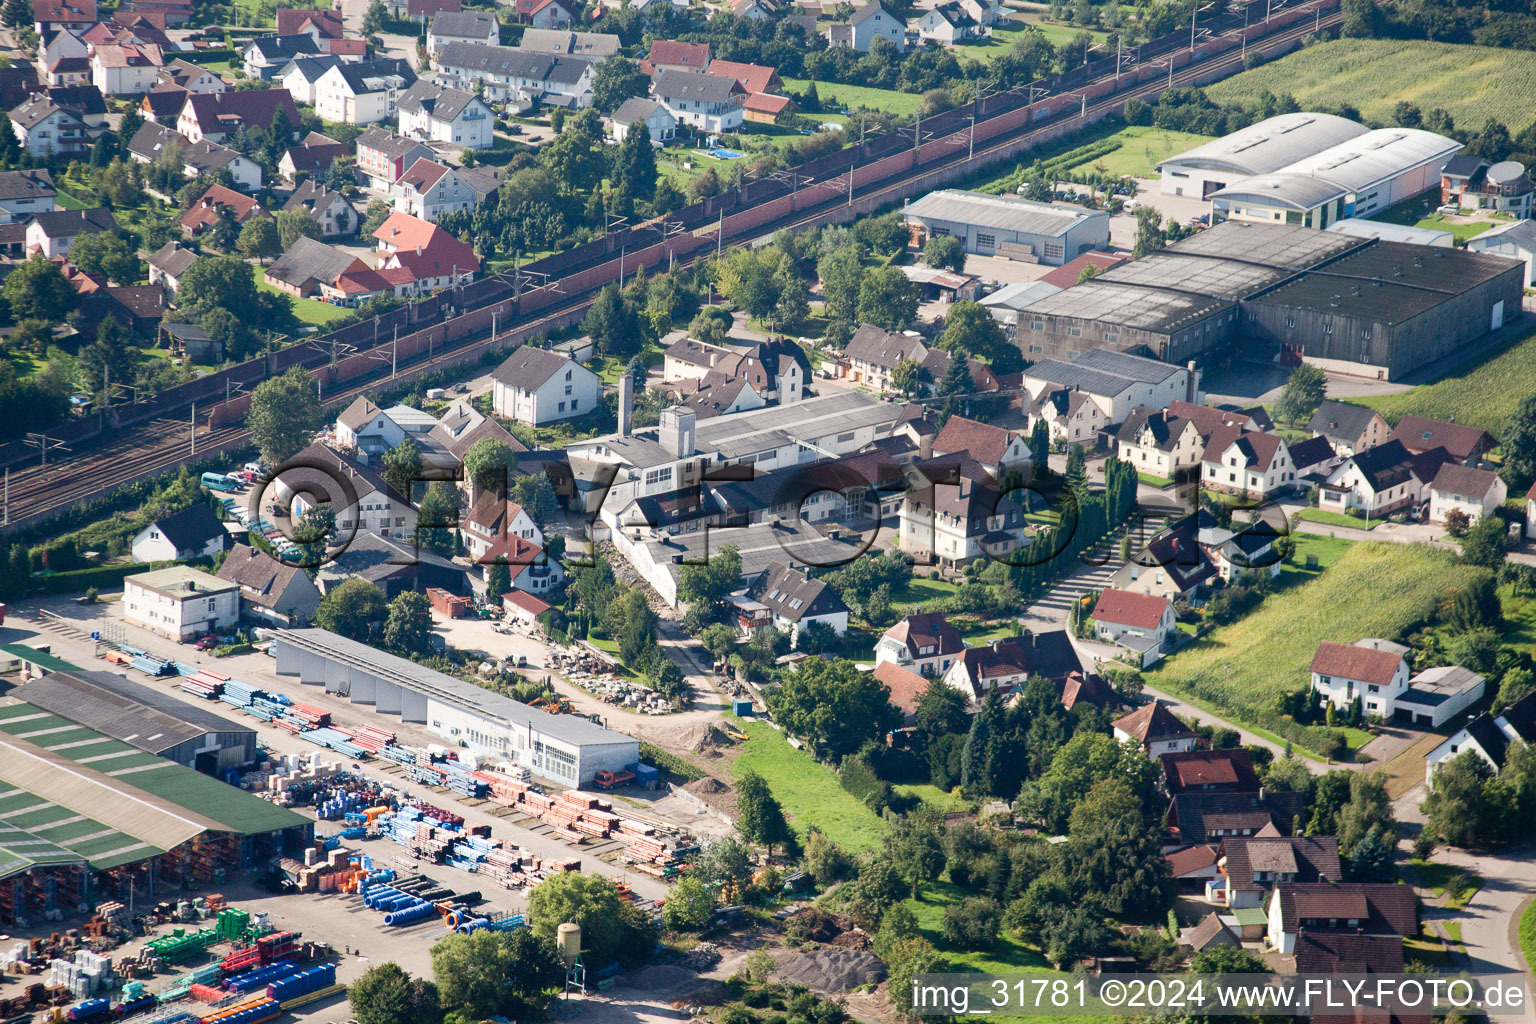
left=194, top=634, right=220, bottom=650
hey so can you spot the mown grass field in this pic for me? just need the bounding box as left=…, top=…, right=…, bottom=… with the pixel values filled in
left=1067, top=125, right=1215, bottom=179
left=732, top=721, right=885, bottom=853
left=1206, top=39, right=1536, bottom=132
left=256, top=269, right=350, bottom=326
left=1297, top=508, right=1379, bottom=530
left=1147, top=542, right=1490, bottom=755
left=782, top=78, right=925, bottom=117
left=1357, top=326, right=1536, bottom=432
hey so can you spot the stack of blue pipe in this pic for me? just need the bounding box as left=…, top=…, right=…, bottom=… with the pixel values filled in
left=226, top=962, right=301, bottom=995
left=267, top=965, right=337, bottom=1002
left=298, top=727, right=366, bottom=759
left=435, top=761, right=488, bottom=798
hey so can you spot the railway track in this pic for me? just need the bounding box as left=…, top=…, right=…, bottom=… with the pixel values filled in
left=1, top=0, right=1340, bottom=533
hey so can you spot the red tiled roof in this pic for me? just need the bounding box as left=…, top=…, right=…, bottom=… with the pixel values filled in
left=181, top=89, right=300, bottom=136
left=1037, top=250, right=1126, bottom=289
left=1164, top=843, right=1218, bottom=877
left=1201, top=424, right=1284, bottom=471
left=372, top=210, right=437, bottom=250
left=33, top=0, right=97, bottom=22
left=932, top=414, right=1016, bottom=467
left=406, top=0, right=460, bottom=15
left=180, top=184, right=262, bottom=232
left=706, top=59, right=778, bottom=94
left=1113, top=701, right=1194, bottom=743
left=502, top=590, right=552, bottom=616
left=1390, top=415, right=1495, bottom=462
left=646, top=39, right=709, bottom=69
left=873, top=661, right=927, bottom=719
left=743, top=92, right=791, bottom=115
left=1161, top=748, right=1260, bottom=794
left=1310, top=641, right=1403, bottom=688
left=1091, top=588, right=1169, bottom=630
left=325, top=37, right=367, bottom=55
left=276, top=8, right=343, bottom=36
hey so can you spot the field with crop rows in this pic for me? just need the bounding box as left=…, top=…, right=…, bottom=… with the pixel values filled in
left=1207, top=39, right=1536, bottom=132
left=1357, top=326, right=1536, bottom=432
left=1146, top=542, right=1491, bottom=755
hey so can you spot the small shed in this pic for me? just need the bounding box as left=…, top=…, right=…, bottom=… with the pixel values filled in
left=161, top=321, right=223, bottom=364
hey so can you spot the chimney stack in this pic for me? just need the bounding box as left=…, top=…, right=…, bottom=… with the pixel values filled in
left=617, top=371, right=633, bottom=436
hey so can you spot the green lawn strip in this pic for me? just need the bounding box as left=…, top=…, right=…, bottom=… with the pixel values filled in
left=906, top=879, right=1052, bottom=973
left=1519, top=900, right=1536, bottom=972
left=1137, top=471, right=1174, bottom=488
left=1296, top=508, right=1380, bottom=530
left=1147, top=541, right=1481, bottom=757
left=733, top=720, right=886, bottom=853
left=1443, top=921, right=1463, bottom=946
left=1355, top=326, right=1536, bottom=432
left=1409, top=859, right=1483, bottom=910
left=781, top=78, right=924, bottom=117
left=256, top=269, right=349, bottom=325
left=890, top=575, right=964, bottom=607
left=893, top=783, right=970, bottom=812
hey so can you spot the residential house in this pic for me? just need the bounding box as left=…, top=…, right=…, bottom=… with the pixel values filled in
left=123, top=566, right=240, bottom=640
left=1426, top=691, right=1536, bottom=783
left=1197, top=520, right=1283, bottom=585
left=1389, top=414, right=1496, bottom=466
left=746, top=562, right=849, bottom=643
left=491, top=345, right=601, bottom=425
left=159, top=57, right=226, bottom=94
left=1090, top=588, right=1176, bottom=667
left=1166, top=399, right=1273, bottom=435
left=1440, top=153, right=1534, bottom=218
left=129, top=501, right=230, bottom=562
left=661, top=334, right=810, bottom=405
left=148, top=239, right=196, bottom=295
left=1108, top=510, right=1218, bottom=601
left=515, top=28, right=620, bottom=56
left=47, top=55, right=90, bottom=88
left=396, top=79, right=493, bottom=148
left=1115, top=408, right=1205, bottom=481
left=652, top=69, right=744, bottom=133
left=33, top=0, right=96, bottom=34
left=1310, top=638, right=1409, bottom=717
left=1267, top=883, right=1416, bottom=955
left=139, top=84, right=186, bottom=122
left=0, top=169, right=56, bottom=223
left=129, top=122, right=262, bottom=191
left=355, top=126, right=432, bottom=189
left=1428, top=463, right=1506, bottom=527
left=516, top=0, right=574, bottom=27
left=840, top=324, right=928, bottom=391
left=26, top=208, right=116, bottom=257
left=941, top=630, right=1085, bottom=700
left=263, top=237, right=357, bottom=297
left=180, top=184, right=263, bottom=238
left=1028, top=387, right=1108, bottom=446
left=608, top=96, right=676, bottom=145
left=1112, top=700, right=1197, bottom=756
left=502, top=589, right=552, bottom=626
left=177, top=89, right=300, bottom=144
left=0, top=66, right=40, bottom=109
left=1466, top=219, right=1536, bottom=288
left=283, top=180, right=355, bottom=237
left=314, top=58, right=416, bottom=125
left=276, top=7, right=344, bottom=39
left=427, top=398, right=527, bottom=495
left=898, top=472, right=1028, bottom=569
left=681, top=375, right=764, bottom=419
left=874, top=660, right=928, bottom=726
left=433, top=43, right=594, bottom=108
left=9, top=94, right=89, bottom=157
left=875, top=611, right=965, bottom=677
left=215, top=543, right=321, bottom=625
left=1022, top=349, right=1201, bottom=424
left=1288, top=434, right=1337, bottom=485
left=1168, top=792, right=1306, bottom=847
left=1316, top=439, right=1441, bottom=518
left=391, top=158, right=496, bottom=221
left=46, top=83, right=107, bottom=127
left=825, top=0, right=906, bottom=51
left=279, top=130, right=349, bottom=182
left=929, top=415, right=1030, bottom=478
left=274, top=442, right=419, bottom=542
left=428, top=10, right=498, bottom=53
left=242, top=34, right=321, bottom=79
left=277, top=55, right=342, bottom=105
left=1167, top=849, right=1224, bottom=895
left=643, top=39, right=709, bottom=73
left=1161, top=748, right=1261, bottom=796
left=1307, top=400, right=1388, bottom=456
left=90, top=42, right=164, bottom=96
left=1200, top=427, right=1294, bottom=498
left=1292, top=932, right=1406, bottom=977
left=730, top=0, right=778, bottom=18
left=335, top=396, right=422, bottom=453
left=461, top=489, right=542, bottom=563
left=910, top=1, right=988, bottom=44
left=705, top=59, right=782, bottom=95
left=1217, top=836, right=1342, bottom=909
left=43, top=30, right=90, bottom=81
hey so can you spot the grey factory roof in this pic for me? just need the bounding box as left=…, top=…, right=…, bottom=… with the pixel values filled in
left=641, top=517, right=866, bottom=581
left=1096, top=251, right=1291, bottom=299
left=1164, top=219, right=1363, bottom=268
left=1028, top=348, right=1186, bottom=396
left=1279, top=128, right=1461, bottom=193
left=1210, top=171, right=1348, bottom=211
left=1158, top=112, right=1368, bottom=177
left=10, top=670, right=254, bottom=756
left=903, top=189, right=1105, bottom=237
left=1019, top=279, right=1232, bottom=334
left=274, top=628, right=638, bottom=748
left=1326, top=217, right=1452, bottom=245
left=694, top=389, right=900, bottom=459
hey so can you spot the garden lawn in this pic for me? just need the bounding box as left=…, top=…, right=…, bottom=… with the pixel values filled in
left=1409, top=859, right=1482, bottom=910
left=1356, top=326, right=1536, bottom=432
left=1066, top=125, right=1215, bottom=180
left=1137, top=471, right=1173, bottom=488
left=1297, top=508, right=1380, bottom=530
left=1206, top=38, right=1536, bottom=133
left=1496, top=585, right=1536, bottom=661
left=893, top=783, right=969, bottom=812
left=732, top=721, right=885, bottom=853
left=782, top=78, right=924, bottom=117
left=890, top=575, right=963, bottom=608
left=256, top=269, right=349, bottom=326
left=1146, top=541, right=1488, bottom=756
left=1521, top=901, right=1536, bottom=975
left=904, top=880, right=1051, bottom=974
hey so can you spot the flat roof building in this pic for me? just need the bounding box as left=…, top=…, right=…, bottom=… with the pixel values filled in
left=902, top=189, right=1109, bottom=265
left=1327, top=217, right=1453, bottom=247
left=124, top=566, right=240, bottom=641
left=270, top=628, right=639, bottom=785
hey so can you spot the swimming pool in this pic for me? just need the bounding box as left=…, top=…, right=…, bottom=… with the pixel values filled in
left=708, top=147, right=745, bottom=159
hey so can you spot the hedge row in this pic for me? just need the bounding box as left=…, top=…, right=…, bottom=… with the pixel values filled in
left=26, top=558, right=213, bottom=596
left=639, top=742, right=705, bottom=783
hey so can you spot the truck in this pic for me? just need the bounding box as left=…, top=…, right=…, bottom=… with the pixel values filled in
left=594, top=769, right=635, bottom=790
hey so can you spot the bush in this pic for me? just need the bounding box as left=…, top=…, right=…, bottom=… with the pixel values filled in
left=940, top=897, right=1001, bottom=949
left=29, top=558, right=208, bottom=596
left=638, top=742, right=705, bottom=781
left=1321, top=731, right=1349, bottom=761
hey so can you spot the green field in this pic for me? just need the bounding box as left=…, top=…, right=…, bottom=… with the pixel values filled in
left=1067, top=125, right=1215, bottom=179
left=1147, top=542, right=1489, bottom=755
left=1520, top=900, right=1536, bottom=975
left=256, top=269, right=350, bottom=326
left=782, top=78, right=925, bottom=117
left=1357, top=326, right=1536, bottom=432
left=1206, top=39, right=1536, bottom=133
left=733, top=721, right=885, bottom=853
left=1297, top=508, right=1380, bottom=530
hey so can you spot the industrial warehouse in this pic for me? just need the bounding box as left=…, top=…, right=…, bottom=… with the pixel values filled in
left=1010, top=221, right=1524, bottom=378
left=268, top=629, right=640, bottom=786
left=0, top=699, right=310, bottom=926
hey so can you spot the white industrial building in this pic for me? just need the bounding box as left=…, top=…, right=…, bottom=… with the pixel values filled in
left=124, top=566, right=241, bottom=641
left=269, top=628, right=639, bottom=785
left=1157, top=112, right=1368, bottom=199
left=901, top=189, right=1109, bottom=266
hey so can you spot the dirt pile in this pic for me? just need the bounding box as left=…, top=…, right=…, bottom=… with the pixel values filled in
left=677, top=723, right=737, bottom=754
left=775, top=950, right=886, bottom=994
left=784, top=908, right=853, bottom=944
left=684, top=776, right=729, bottom=795
left=625, top=964, right=694, bottom=991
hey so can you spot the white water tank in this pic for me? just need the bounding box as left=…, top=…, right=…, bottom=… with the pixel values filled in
left=557, top=922, right=581, bottom=966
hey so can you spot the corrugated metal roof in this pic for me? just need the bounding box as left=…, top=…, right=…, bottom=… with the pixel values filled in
left=1159, top=112, right=1368, bottom=177
left=1279, top=128, right=1460, bottom=193
left=12, top=670, right=255, bottom=756
left=0, top=643, right=80, bottom=673
left=1210, top=171, right=1348, bottom=210
left=903, top=189, right=1104, bottom=237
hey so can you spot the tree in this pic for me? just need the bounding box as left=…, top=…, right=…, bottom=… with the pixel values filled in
left=526, top=870, right=654, bottom=968
left=922, top=234, right=964, bottom=272
left=1341, top=0, right=1376, bottom=35
left=591, top=55, right=649, bottom=113
left=5, top=543, right=29, bottom=599
left=276, top=207, right=324, bottom=249
left=248, top=366, right=323, bottom=464
left=934, top=347, right=974, bottom=402
left=883, top=937, right=946, bottom=1020
left=856, top=265, right=918, bottom=329
left=461, top=437, right=520, bottom=496
left=662, top=874, right=715, bottom=930
left=362, top=0, right=386, bottom=33
left=1065, top=778, right=1174, bottom=917
left=677, top=543, right=741, bottom=623
left=764, top=657, right=902, bottom=759
left=1459, top=516, right=1508, bottom=569
left=380, top=439, right=424, bottom=501
left=1275, top=364, right=1327, bottom=424
left=176, top=255, right=262, bottom=325
left=1422, top=751, right=1500, bottom=848
left=415, top=481, right=459, bottom=559
left=1443, top=507, right=1472, bottom=538
left=1336, top=772, right=1397, bottom=857
left=485, top=560, right=512, bottom=601
left=1496, top=667, right=1536, bottom=713
left=234, top=215, right=279, bottom=263
left=97, top=159, right=143, bottom=207
left=1, top=0, right=30, bottom=28
left=67, top=231, right=142, bottom=284
left=1189, top=945, right=1268, bottom=974
left=816, top=245, right=863, bottom=328
left=803, top=830, right=853, bottom=886
left=350, top=963, right=438, bottom=1024
left=1501, top=393, right=1536, bottom=491
left=736, top=769, right=794, bottom=857
left=539, top=109, right=608, bottom=195
left=314, top=578, right=387, bottom=641
left=1132, top=207, right=1166, bottom=258
left=884, top=807, right=946, bottom=898
left=616, top=119, right=658, bottom=201
left=2, top=255, right=72, bottom=322
left=890, top=354, right=922, bottom=397
left=430, top=928, right=564, bottom=1021
left=583, top=284, right=644, bottom=359
left=941, top=897, right=1001, bottom=949
left=1346, top=829, right=1395, bottom=882
left=79, top=317, right=137, bottom=395
left=384, top=590, right=433, bottom=654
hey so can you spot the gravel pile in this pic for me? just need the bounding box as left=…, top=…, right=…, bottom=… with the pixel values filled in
left=775, top=950, right=886, bottom=994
